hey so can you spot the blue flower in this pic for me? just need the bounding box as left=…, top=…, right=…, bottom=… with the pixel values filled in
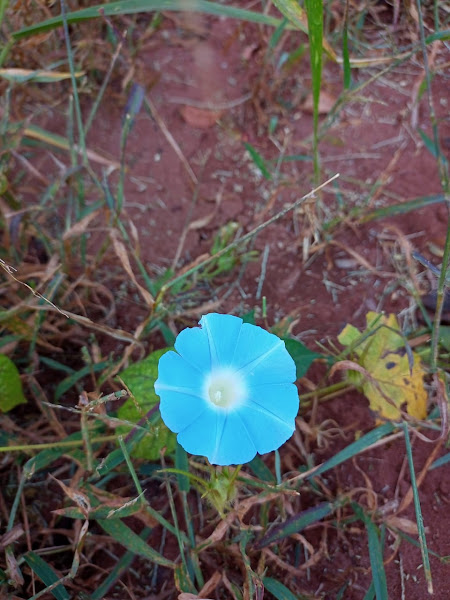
left=154, top=313, right=299, bottom=466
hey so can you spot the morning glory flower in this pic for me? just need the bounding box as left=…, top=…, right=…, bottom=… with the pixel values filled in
left=154, top=313, right=299, bottom=465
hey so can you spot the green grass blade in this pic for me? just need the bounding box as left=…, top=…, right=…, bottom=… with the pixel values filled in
left=23, top=430, right=99, bottom=476
left=59, top=502, right=145, bottom=520
left=305, top=0, right=323, bottom=183
left=93, top=429, right=147, bottom=478
left=360, top=193, right=446, bottom=222
left=175, top=443, right=190, bottom=493
left=12, top=1, right=283, bottom=40
left=263, top=576, right=308, bottom=599
left=0, top=0, right=8, bottom=30
left=243, top=142, right=272, bottom=180
left=310, top=422, right=396, bottom=479
left=60, top=0, right=87, bottom=169
left=23, top=552, right=70, bottom=600
left=402, top=422, right=433, bottom=594
left=342, top=0, right=352, bottom=89
left=416, top=0, right=449, bottom=192
left=418, top=128, right=440, bottom=159
left=362, top=581, right=375, bottom=600
left=39, top=356, right=75, bottom=375
left=366, top=520, right=388, bottom=600
left=269, top=16, right=288, bottom=49
left=394, top=532, right=447, bottom=562
left=54, top=360, right=110, bottom=401
left=425, top=29, right=450, bottom=43
left=256, top=501, right=336, bottom=549
left=90, top=527, right=152, bottom=600
left=430, top=452, right=450, bottom=470
left=352, top=504, right=388, bottom=600
left=97, top=518, right=175, bottom=568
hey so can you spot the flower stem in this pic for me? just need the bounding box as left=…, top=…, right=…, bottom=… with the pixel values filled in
left=299, top=381, right=353, bottom=407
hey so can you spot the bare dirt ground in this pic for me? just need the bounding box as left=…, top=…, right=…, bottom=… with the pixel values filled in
left=9, top=5, right=450, bottom=600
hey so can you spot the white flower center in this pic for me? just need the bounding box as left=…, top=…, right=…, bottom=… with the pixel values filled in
left=205, top=369, right=246, bottom=409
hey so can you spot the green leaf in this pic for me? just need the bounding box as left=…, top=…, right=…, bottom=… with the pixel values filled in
left=241, top=310, right=256, bottom=325
left=97, top=518, right=174, bottom=568
left=0, top=354, right=26, bottom=412
left=23, top=552, right=70, bottom=600
left=248, top=455, right=276, bottom=483
left=283, top=338, right=323, bottom=379
left=12, top=1, right=284, bottom=40
left=117, top=348, right=176, bottom=461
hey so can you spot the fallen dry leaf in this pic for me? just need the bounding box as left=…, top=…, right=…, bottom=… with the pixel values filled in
left=301, top=90, right=337, bottom=114
left=180, top=105, right=223, bottom=129
left=385, top=515, right=422, bottom=535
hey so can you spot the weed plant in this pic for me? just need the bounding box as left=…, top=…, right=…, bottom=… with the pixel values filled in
left=0, top=1, right=449, bottom=599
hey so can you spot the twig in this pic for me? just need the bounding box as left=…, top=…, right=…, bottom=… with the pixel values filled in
left=144, top=95, right=198, bottom=185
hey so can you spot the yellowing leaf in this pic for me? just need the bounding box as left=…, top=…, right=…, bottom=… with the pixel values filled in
left=338, top=312, right=427, bottom=421
left=272, top=0, right=336, bottom=60
left=0, top=68, right=84, bottom=83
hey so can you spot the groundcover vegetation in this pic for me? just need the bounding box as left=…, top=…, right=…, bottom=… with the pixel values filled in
left=0, top=1, right=449, bottom=599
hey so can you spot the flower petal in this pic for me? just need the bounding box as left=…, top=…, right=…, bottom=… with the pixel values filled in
left=200, top=313, right=243, bottom=368
left=210, top=411, right=257, bottom=465
left=238, top=383, right=299, bottom=454
left=247, top=382, right=299, bottom=422
left=177, top=408, right=257, bottom=465
left=176, top=408, right=222, bottom=461
left=155, top=351, right=204, bottom=395
left=234, top=325, right=296, bottom=384
left=174, top=324, right=211, bottom=374
left=158, top=389, right=209, bottom=433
